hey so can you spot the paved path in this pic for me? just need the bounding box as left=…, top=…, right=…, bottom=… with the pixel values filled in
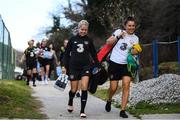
left=32, top=81, right=138, bottom=119
left=32, top=81, right=180, bottom=120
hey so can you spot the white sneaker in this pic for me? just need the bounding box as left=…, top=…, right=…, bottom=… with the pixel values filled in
left=45, top=79, right=48, bottom=85
left=80, top=113, right=87, bottom=118
left=42, top=80, right=45, bottom=85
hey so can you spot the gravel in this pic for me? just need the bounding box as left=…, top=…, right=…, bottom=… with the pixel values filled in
left=113, top=74, right=180, bottom=106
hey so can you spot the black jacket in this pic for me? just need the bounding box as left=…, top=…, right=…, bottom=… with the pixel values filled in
left=62, top=34, right=98, bottom=69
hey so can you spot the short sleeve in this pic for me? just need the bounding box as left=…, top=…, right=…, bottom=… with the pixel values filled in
left=112, top=29, right=122, bottom=38
left=24, top=48, right=27, bottom=54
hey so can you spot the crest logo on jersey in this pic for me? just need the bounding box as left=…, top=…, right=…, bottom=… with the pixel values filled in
left=84, top=41, right=89, bottom=45
left=85, top=71, right=89, bottom=73
left=70, top=75, right=74, bottom=79
left=110, top=74, right=114, bottom=79
left=130, top=40, right=134, bottom=45
left=120, top=43, right=127, bottom=51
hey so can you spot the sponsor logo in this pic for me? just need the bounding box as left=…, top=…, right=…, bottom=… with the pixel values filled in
left=85, top=71, right=89, bottom=73
left=120, top=43, right=127, bottom=51
left=70, top=75, right=74, bottom=79
left=110, top=74, right=114, bottom=79
left=84, top=41, right=89, bottom=45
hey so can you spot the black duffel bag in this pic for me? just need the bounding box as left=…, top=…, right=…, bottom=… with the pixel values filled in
left=88, top=64, right=108, bottom=94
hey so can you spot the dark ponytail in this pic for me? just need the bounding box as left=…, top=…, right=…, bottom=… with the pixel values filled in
left=124, top=16, right=135, bottom=25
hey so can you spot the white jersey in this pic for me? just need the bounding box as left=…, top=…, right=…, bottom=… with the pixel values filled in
left=110, top=29, right=139, bottom=64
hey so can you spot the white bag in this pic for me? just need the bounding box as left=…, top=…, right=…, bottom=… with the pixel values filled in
left=54, top=74, right=69, bottom=91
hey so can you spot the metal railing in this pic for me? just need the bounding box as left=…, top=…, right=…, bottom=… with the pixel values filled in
left=0, top=15, right=15, bottom=80
left=140, top=37, right=180, bottom=79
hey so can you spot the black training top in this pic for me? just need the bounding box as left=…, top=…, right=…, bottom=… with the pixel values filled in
left=63, top=34, right=98, bottom=69
left=24, top=46, right=37, bottom=62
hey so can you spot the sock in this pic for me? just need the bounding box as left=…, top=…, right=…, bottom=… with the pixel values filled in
left=68, top=90, right=76, bottom=106
left=46, top=75, right=48, bottom=80
left=32, top=73, right=37, bottom=85
left=26, top=74, right=31, bottom=83
left=41, top=75, right=44, bottom=81
left=80, top=90, right=88, bottom=113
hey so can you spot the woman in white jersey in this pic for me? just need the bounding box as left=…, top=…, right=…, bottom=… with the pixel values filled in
left=105, top=17, right=139, bottom=118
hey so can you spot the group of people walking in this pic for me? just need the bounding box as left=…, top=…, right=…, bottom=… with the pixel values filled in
left=20, top=38, right=67, bottom=86
left=21, top=16, right=142, bottom=119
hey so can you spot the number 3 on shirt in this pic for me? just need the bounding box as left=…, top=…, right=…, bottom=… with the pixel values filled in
left=77, top=44, right=84, bottom=53
left=30, top=52, right=34, bottom=57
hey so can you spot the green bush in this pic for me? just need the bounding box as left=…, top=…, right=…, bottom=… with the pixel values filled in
left=139, top=61, right=178, bottom=81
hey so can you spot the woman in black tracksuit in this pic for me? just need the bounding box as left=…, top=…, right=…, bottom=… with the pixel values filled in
left=63, top=20, right=98, bottom=118
left=20, top=40, right=37, bottom=86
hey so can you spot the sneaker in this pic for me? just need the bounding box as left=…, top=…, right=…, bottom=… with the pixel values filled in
left=80, top=113, right=86, bottom=118
left=45, top=79, right=48, bottom=85
left=26, top=82, right=29, bottom=86
left=76, top=92, right=81, bottom=97
left=120, top=110, right=128, bottom=118
left=33, top=84, right=36, bottom=87
left=67, top=105, right=73, bottom=113
left=105, top=100, right=111, bottom=112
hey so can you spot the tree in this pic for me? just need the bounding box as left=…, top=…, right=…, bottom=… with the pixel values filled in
left=45, top=15, right=73, bottom=59
left=45, top=0, right=180, bottom=65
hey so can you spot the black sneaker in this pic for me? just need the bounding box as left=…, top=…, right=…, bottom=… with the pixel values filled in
left=67, top=105, right=73, bottom=113
left=76, top=92, right=81, bottom=97
left=120, top=110, right=128, bottom=118
left=26, top=82, right=29, bottom=86
left=105, top=100, right=111, bottom=112
left=33, top=84, right=36, bottom=87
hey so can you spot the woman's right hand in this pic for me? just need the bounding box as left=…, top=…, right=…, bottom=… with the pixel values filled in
left=106, top=36, right=117, bottom=45
left=119, top=31, right=126, bottom=38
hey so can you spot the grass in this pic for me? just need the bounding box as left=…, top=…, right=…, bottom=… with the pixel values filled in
left=158, top=61, right=179, bottom=74
left=94, top=89, right=180, bottom=118
left=93, top=88, right=108, bottom=101
left=127, top=102, right=180, bottom=118
left=0, top=80, right=46, bottom=119
left=93, top=61, right=180, bottom=118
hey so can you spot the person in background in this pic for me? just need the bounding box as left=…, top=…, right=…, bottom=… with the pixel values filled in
left=62, top=20, right=99, bottom=118
left=60, top=39, right=69, bottom=65
left=35, top=42, right=41, bottom=81
left=20, top=39, right=37, bottom=87
left=37, top=39, right=50, bottom=84
left=76, top=82, right=81, bottom=97
left=105, top=17, right=140, bottom=118
left=56, top=61, right=62, bottom=77
left=54, top=66, right=69, bottom=91
left=48, top=43, right=58, bottom=80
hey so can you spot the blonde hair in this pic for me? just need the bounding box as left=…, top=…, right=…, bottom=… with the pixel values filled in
left=78, top=20, right=89, bottom=29
left=28, top=39, right=34, bottom=45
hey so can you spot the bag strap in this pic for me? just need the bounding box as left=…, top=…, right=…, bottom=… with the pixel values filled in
left=105, top=30, right=123, bottom=60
